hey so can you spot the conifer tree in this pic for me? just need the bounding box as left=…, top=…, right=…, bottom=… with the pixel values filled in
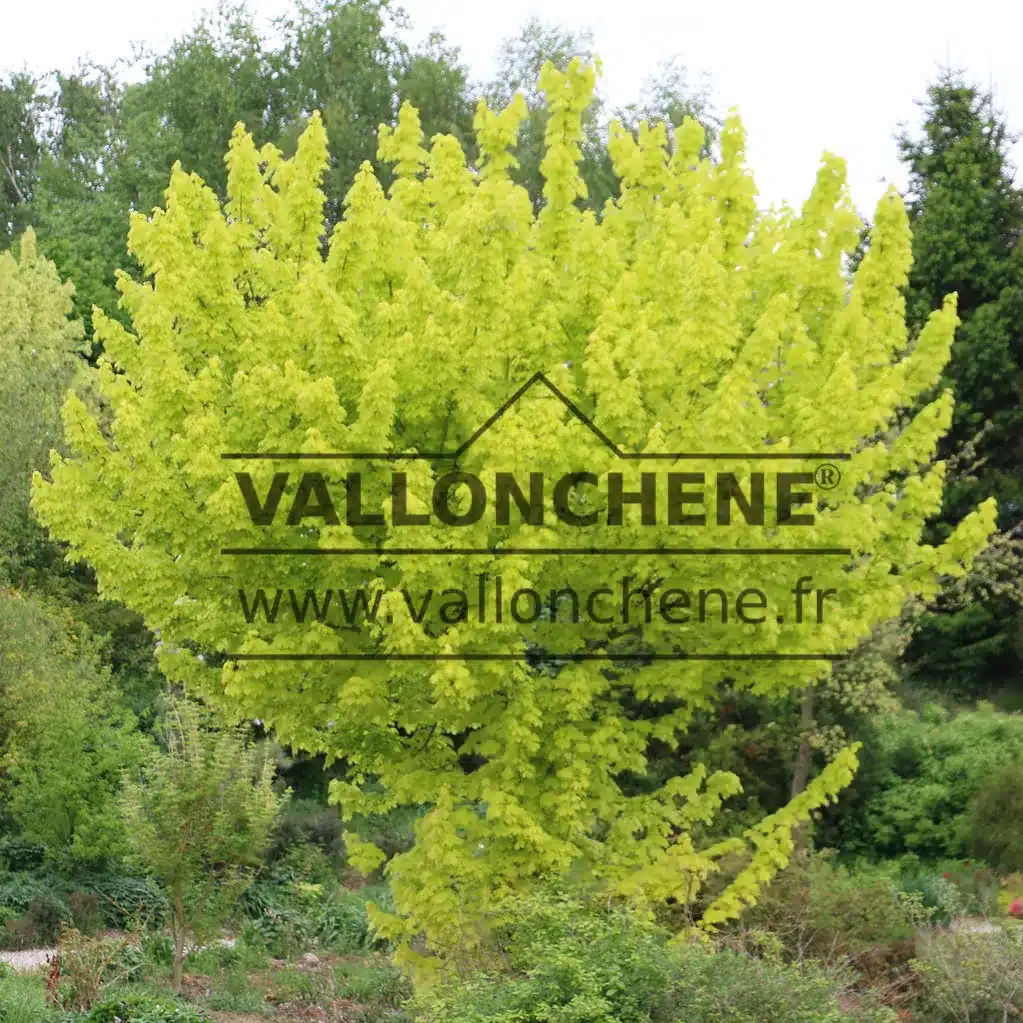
left=898, top=71, right=1023, bottom=696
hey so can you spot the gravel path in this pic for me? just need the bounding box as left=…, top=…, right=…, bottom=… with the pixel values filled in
left=0, top=936, right=237, bottom=973
left=953, top=918, right=1003, bottom=933
left=0, top=947, right=55, bottom=971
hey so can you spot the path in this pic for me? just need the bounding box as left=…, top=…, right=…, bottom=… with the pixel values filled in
left=0, top=936, right=237, bottom=973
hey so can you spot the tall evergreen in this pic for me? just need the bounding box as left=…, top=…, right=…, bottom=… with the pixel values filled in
left=898, top=71, right=1023, bottom=699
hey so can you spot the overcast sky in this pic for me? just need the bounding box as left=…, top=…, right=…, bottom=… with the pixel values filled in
left=3, top=0, right=1021, bottom=217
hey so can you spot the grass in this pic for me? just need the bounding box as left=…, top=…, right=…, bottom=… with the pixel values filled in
left=178, top=940, right=412, bottom=1018
left=0, top=970, right=56, bottom=1023
left=263, top=967, right=332, bottom=1007
left=202, top=968, right=273, bottom=1016
left=0, top=926, right=415, bottom=1023
left=333, top=959, right=412, bottom=1008
left=183, top=943, right=268, bottom=976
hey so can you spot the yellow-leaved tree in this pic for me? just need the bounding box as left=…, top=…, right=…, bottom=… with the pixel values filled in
left=33, top=60, right=995, bottom=961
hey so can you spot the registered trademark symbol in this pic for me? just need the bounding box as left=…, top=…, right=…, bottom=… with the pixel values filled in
left=814, top=463, right=841, bottom=489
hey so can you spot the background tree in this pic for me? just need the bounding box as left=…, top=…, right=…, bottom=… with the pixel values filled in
left=0, top=228, right=84, bottom=583
left=276, top=0, right=472, bottom=221
left=0, top=225, right=161, bottom=771
left=483, top=20, right=715, bottom=213
left=30, top=66, right=129, bottom=337
left=0, top=73, right=40, bottom=247
left=0, top=1, right=475, bottom=340
left=635, top=612, right=916, bottom=847
left=905, top=472, right=1023, bottom=703
left=964, top=759, right=1023, bottom=873
left=787, top=613, right=909, bottom=804
left=0, top=591, right=150, bottom=866
left=0, top=0, right=480, bottom=809
left=897, top=70, right=1023, bottom=701
left=0, top=223, right=163, bottom=721
left=122, top=6, right=278, bottom=199
left=483, top=18, right=601, bottom=209
left=613, top=55, right=719, bottom=154
left=397, top=31, right=474, bottom=152
left=120, top=696, right=285, bottom=991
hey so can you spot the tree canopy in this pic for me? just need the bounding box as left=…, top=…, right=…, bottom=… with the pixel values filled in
left=32, top=57, right=995, bottom=958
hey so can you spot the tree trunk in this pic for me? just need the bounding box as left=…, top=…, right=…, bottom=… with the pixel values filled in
left=172, top=888, right=186, bottom=993
left=790, top=683, right=815, bottom=800
left=790, top=683, right=815, bottom=852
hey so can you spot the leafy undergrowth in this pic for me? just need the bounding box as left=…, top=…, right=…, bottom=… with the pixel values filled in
left=171, top=934, right=412, bottom=1023
left=4, top=856, right=1023, bottom=1023
left=0, top=948, right=414, bottom=1023
left=187, top=952, right=411, bottom=1022
left=0, top=869, right=415, bottom=1023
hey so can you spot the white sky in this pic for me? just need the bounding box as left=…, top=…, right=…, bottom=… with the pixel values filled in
left=3, top=0, right=1021, bottom=218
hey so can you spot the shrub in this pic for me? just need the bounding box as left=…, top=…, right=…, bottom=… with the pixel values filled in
left=88, top=875, right=168, bottom=930
left=55, top=926, right=139, bottom=1011
left=334, top=961, right=412, bottom=1008
left=29, top=896, right=71, bottom=946
left=202, top=969, right=270, bottom=1016
left=822, top=706, right=1023, bottom=861
left=240, top=873, right=391, bottom=956
left=239, top=876, right=289, bottom=920
left=266, top=799, right=346, bottom=869
left=965, top=760, right=1023, bottom=873
left=668, top=947, right=896, bottom=1023
left=0, top=594, right=151, bottom=866
left=317, top=885, right=393, bottom=954
left=87, top=991, right=207, bottom=1023
left=741, top=853, right=916, bottom=966
left=118, top=697, right=285, bottom=992
left=139, top=932, right=173, bottom=971
left=0, top=918, right=37, bottom=951
left=265, top=968, right=332, bottom=1007
left=912, top=926, right=1023, bottom=1022
left=0, top=875, right=55, bottom=915
left=933, top=861, right=1001, bottom=917
left=0, top=842, right=47, bottom=873
left=0, top=879, right=76, bottom=946
left=183, top=937, right=266, bottom=976
left=109, top=943, right=147, bottom=985
left=997, top=873, right=1023, bottom=916
left=240, top=907, right=314, bottom=960
left=271, top=843, right=337, bottom=887
left=415, top=887, right=896, bottom=1023
left=346, top=807, right=425, bottom=866
left=889, top=856, right=1001, bottom=923
left=316, top=894, right=372, bottom=952
left=0, top=871, right=172, bottom=932
left=68, top=893, right=102, bottom=937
